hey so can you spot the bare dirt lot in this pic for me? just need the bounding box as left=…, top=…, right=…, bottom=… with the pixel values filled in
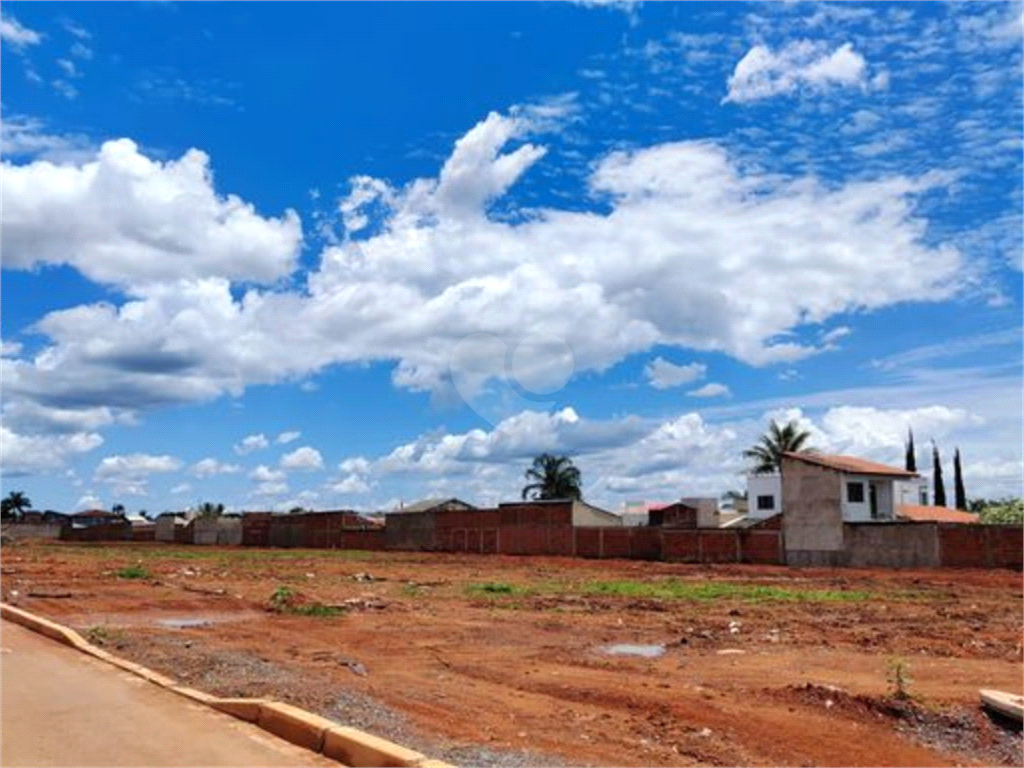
left=2, top=541, right=1021, bottom=767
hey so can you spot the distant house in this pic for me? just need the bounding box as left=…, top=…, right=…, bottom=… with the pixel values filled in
left=780, top=452, right=919, bottom=564
left=679, top=497, right=721, bottom=528
left=648, top=501, right=699, bottom=529
left=41, top=510, right=71, bottom=525
left=390, top=498, right=475, bottom=515
left=782, top=452, right=918, bottom=522
left=71, top=510, right=126, bottom=528
left=500, top=498, right=622, bottom=528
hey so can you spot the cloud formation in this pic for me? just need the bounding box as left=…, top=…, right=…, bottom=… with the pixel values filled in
left=724, top=40, right=868, bottom=103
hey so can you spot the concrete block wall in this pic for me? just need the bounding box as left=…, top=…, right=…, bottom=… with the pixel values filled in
left=843, top=523, right=940, bottom=568
left=781, top=457, right=844, bottom=563
left=1, top=523, right=63, bottom=541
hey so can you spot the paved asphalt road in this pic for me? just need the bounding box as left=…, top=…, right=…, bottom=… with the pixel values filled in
left=0, top=619, right=333, bottom=767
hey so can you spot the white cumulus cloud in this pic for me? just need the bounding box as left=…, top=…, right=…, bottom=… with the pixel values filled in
left=724, top=40, right=868, bottom=103
left=191, top=458, right=241, bottom=477
left=1, top=139, right=302, bottom=288
left=0, top=13, right=41, bottom=48
left=234, top=434, right=269, bottom=455
left=644, top=358, right=707, bottom=389
left=280, top=446, right=324, bottom=471
left=687, top=383, right=731, bottom=398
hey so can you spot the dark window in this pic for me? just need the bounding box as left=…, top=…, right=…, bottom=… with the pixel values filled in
left=847, top=482, right=865, bottom=503
left=756, top=495, right=775, bottom=511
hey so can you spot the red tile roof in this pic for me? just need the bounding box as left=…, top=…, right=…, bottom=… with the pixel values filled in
left=897, top=504, right=980, bottom=524
left=782, top=452, right=918, bottom=478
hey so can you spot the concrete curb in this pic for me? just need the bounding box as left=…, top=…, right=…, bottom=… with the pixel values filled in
left=0, top=603, right=453, bottom=767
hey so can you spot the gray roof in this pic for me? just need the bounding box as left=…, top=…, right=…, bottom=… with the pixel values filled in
left=388, top=497, right=474, bottom=515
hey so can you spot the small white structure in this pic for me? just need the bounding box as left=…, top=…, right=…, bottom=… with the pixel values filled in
left=894, top=478, right=929, bottom=507
left=746, top=473, right=782, bottom=520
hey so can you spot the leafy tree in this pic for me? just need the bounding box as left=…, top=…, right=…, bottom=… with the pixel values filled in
left=111, top=503, right=126, bottom=515
left=743, top=419, right=814, bottom=474
left=521, top=454, right=583, bottom=501
left=977, top=499, right=1024, bottom=525
left=288, top=506, right=306, bottom=515
left=1, top=491, right=32, bottom=521
left=932, top=443, right=947, bottom=507
left=904, top=428, right=917, bottom=472
left=196, top=502, right=225, bottom=519
left=953, top=448, right=967, bottom=511
left=721, top=489, right=748, bottom=501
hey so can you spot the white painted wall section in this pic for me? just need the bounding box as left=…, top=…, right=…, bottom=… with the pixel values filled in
left=746, top=473, right=782, bottom=519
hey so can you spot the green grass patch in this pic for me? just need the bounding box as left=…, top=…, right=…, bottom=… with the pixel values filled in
left=268, top=585, right=343, bottom=617
left=466, top=582, right=536, bottom=598
left=115, top=564, right=151, bottom=579
left=583, top=579, right=873, bottom=603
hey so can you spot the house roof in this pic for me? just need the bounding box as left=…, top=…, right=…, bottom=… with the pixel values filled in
left=74, top=509, right=122, bottom=518
left=782, top=452, right=918, bottom=478
left=897, top=504, right=980, bottom=524
left=390, top=497, right=474, bottom=514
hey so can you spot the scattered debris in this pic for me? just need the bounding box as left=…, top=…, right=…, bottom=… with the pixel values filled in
left=716, top=649, right=745, bottom=656
left=341, top=659, right=368, bottom=676
left=180, top=584, right=227, bottom=596
left=27, top=590, right=73, bottom=598
left=353, top=572, right=386, bottom=582
left=728, top=621, right=741, bottom=635
left=341, top=597, right=387, bottom=611
left=600, top=644, right=666, bottom=658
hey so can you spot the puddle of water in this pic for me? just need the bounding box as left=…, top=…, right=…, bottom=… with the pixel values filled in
left=600, top=643, right=666, bottom=658
left=157, top=618, right=212, bottom=629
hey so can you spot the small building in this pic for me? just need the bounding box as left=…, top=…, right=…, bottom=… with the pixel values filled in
left=391, top=498, right=475, bottom=515
left=71, top=510, right=126, bottom=528
left=780, top=451, right=919, bottom=565
left=648, top=501, right=699, bottom=529
left=679, top=497, right=721, bottom=528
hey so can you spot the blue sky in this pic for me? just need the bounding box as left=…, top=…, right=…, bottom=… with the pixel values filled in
left=1, top=1, right=1022, bottom=514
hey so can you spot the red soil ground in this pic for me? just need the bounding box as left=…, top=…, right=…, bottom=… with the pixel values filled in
left=2, top=541, right=1021, bottom=767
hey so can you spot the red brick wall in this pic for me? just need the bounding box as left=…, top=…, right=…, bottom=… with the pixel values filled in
left=938, top=524, right=1022, bottom=569
left=575, top=527, right=601, bottom=558
left=699, top=530, right=740, bottom=562
left=662, top=530, right=700, bottom=562
left=739, top=530, right=783, bottom=564
left=242, top=514, right=271, bottom=547
left=131, top=526, right=156, bottom=542
left=629, top=527, right=661, bottom=560
left=600, top=528, right=631, bottom=559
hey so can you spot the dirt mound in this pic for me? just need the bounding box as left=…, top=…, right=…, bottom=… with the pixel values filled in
left=780, top=683, right=1023, bottom=766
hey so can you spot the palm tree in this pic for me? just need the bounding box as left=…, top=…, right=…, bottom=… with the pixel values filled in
left=521, top=454, right=583, bottom=501
left=196, top=501, right=225, bottom=519
left=743, top=419, right=814, bottom=474
left=1, top=491, right=32, bottom=521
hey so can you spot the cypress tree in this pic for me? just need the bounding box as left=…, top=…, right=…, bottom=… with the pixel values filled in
left=932, top=443, right=947, bottom=508
left=904, top=428, right=917, bottom=472
left=953, top=448, right=967, bottom=511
